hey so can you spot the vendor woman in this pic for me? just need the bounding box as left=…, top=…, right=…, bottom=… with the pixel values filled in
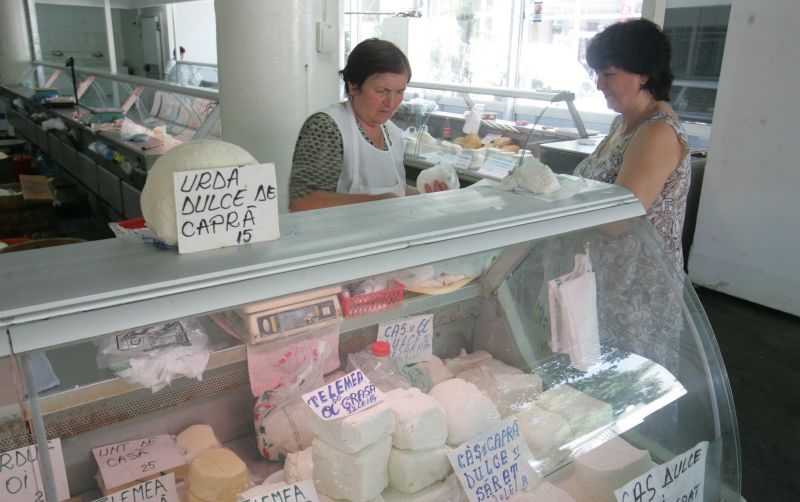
left=288, top=39, right=418, bottom=211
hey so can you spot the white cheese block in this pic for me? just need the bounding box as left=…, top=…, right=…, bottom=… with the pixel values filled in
left=414, top=355, right=452, bottom=386
left=382, top=474, right=466, bottom=502
left=177, top=424, right=221, bottom=462
left=188, top=448, right=247, bottom=502
left=458, top=367, right=543, bottom=418
left=140, top=139, right=258, bottom=245
left=383, top=388, right=448, bottom=450
left=444, top=350, right=493, bottom=375
left=508, top=482, right=576, bottom=501
left=284, top=446, right=313, bottom=484
left=306, top=401, right=395, bottom=454
left=574, top=437, right=654, bottom=502
left=429, top=378, right=501, bottom=446
left=535, top=385, right=613, bottom=440
left=516, top=405, right=573, bottom=467
left=313, top=435, right=392, bottom=502
left=388, top=446, right=452, bottom=494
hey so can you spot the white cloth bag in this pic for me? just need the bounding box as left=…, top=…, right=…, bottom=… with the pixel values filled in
left=548, top=251, right=600, bottom=370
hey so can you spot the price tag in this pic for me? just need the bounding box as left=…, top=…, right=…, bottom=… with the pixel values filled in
left=174, top=163, right=280, bottom=254
left=453, top=151, right=474, bottom=170
left=239, top=479, right=319, bottom=502
left=439, top=153, right=458, bottom=166
left=377, top=314, right=433, bottom=364
left=477, top=154, right=518, bottom=181
left=419, top=151, right=442, bottom=163
left=448, top=418, right=537, bottom=502
left=0, top=439, right=70, bottom=502
left=92, top=434, right=185, bottom=493
left=614, top=441, right=708, bottom=502
left=92, top=473, right=179, bottom=502
left=303, top=369, right=380, bottom=421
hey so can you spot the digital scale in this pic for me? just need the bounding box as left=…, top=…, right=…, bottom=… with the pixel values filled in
left=216, top=286, right=343, bottom=344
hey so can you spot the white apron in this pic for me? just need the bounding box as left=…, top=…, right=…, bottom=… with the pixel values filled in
left=322, top=101, right=406, bottom=197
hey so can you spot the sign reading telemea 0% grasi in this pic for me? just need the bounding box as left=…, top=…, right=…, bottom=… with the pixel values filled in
left=303, top=369, right=381, bottom=421
left=377, top=314, right=433, bottom=364
left=173, top=163, right=279, bottom=254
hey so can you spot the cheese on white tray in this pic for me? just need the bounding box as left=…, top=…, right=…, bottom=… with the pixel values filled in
left=284, top=446, right=313, bottom=484
left=177, top=424, right=221, bottom=462
left=574, top=436, right=654, bottom=502
left=383, top=388, right=448, bottom=450
left=188, top=448, right=247, bottom=502
left=306, top=401, right=396, bottom=454
left=140, top=140, right=258, bottom=245
left=516, top=405, right=573, bottom=468
left=414, top=355, right=453, bottom=386
left=313, top=435, right=392, bottom=502
left=444, top=350, right=493, bottom=375
left=508, top=482, right=576, bottom=501
left=388, top=446, right=452, bottom=494
left=535, top=385, right=613, bottom=439
left=429, top=378, right=501, bottom=446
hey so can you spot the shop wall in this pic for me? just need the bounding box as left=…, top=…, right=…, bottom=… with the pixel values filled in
left=689, top=0, right=800, bottom=316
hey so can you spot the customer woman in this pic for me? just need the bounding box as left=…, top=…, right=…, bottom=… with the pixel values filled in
left=575, top=18, right=690, bottom=270
left=289, top=39, right=442, bottom=211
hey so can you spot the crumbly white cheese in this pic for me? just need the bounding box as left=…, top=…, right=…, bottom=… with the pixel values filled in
left=187, top=448, right=247, bottom=502
left=414, top=355, right=453, bottom=386
left=177, top=424, right=220, bottom=462
left=516, top=405, right=573, bottom=466
left=140, top=139, right=257, bottom=245
left=284, top=446, right=313, bottom=484
left=574, top=436, right=654, bottom=502
left=458, top=366, right=543, bottom=418
left=444, top=350, right=493, bottom=375
left=306, top=401, right=395, bottom=454
left=429, top=378, right=501, bottom=446
left=313, top=435, right=392, bottom=502
left=534, top=385, right=613, bottom=440
left=383, top=388, right=447, bottom=450
left=388, top=446, right=452, bottom=494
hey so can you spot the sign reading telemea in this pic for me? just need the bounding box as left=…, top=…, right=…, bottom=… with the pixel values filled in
left=173, top=163, right=279, bottom=254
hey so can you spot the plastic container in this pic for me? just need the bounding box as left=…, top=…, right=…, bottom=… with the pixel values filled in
left=346, top=341, right=410, bottom=392
left=339, top=282, right=404, bottom=318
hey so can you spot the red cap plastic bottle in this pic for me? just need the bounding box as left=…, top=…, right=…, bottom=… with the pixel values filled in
left=371, top=341, right=391, bottom=357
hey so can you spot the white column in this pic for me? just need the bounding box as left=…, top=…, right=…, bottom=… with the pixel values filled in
left=0, top=0, right=33, bottom=83
left=215, top=0, right=341, bottom=212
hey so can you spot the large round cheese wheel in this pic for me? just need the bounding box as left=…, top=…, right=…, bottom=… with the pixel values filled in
left=140, top=140, right=257, bottom=245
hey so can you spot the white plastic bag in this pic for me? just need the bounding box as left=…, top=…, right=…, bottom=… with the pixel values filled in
left=416, top=163, right=460, bottom=193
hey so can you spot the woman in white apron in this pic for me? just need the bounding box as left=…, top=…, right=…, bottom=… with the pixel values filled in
left=289, top=39, right=413, bottom=211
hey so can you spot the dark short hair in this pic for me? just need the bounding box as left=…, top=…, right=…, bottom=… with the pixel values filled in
left=586, top=18, right=673, bottom=101
left=340, top=38, right=412, bottom=95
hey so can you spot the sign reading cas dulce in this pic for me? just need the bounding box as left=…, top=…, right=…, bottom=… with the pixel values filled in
left=448, top=417, right=537, bottom=502
left=92, top=434, right=185, bottom=493
left=92, top=472, right=178, bottom=502
left=239, top=479, right=319, bottom=502
left=614, top=441, right=708, bottom=502
left=173, top=163, right=279, bottom=254
left=0, top=438, right=70, bottom=502
left=303, top=369, right=380, bottom=421
left=377, top=314, right=433, bottom=364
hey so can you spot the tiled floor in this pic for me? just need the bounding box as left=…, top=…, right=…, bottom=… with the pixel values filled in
left=695, top=286, right=800, bottom=502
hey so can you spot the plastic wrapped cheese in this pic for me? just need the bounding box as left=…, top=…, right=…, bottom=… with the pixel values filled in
left=383, top=388, right=447, bottom=450
left=306, top=401, right=396, bottom=454
left=429, top=378, right=501, bottom=446
left=574, top=437, right=655, bottom=502
left=188, top=448, right=247, bottom=502
left=140, top=140, right=258, bottom=245
left=500, top=156, right=561, bottom=195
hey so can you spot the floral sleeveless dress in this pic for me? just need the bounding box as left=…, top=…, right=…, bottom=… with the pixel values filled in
left=570, top=112, right=692, bottom=373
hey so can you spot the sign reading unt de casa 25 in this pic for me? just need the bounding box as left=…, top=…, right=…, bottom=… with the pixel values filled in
left=173, top=163, right=279, bottom=254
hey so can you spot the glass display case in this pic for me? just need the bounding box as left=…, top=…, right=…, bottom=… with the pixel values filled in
left=394, top=81, right=599, bottom=186
left=0, top=183, right=740, bottom=501
left=0, top=60, right=220, bottom=219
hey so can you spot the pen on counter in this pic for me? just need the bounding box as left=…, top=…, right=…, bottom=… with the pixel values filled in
left=142, top=143, right=165, bottom=151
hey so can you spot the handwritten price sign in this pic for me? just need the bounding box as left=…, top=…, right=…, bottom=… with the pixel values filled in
left=614, top=441, right=708, bottom=502
left=92, top=434, right=185, bottom=492
left=92, top=473, right=178, bottom=502
left=303, top=369, right=381, bottom=421
left=239, top=479, right=319, bottom=502
left=377, top=314, right=433, bottom=364
left=0, top=439, right=70, bottom=502
left=448, top=417, right=537, bottom=502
